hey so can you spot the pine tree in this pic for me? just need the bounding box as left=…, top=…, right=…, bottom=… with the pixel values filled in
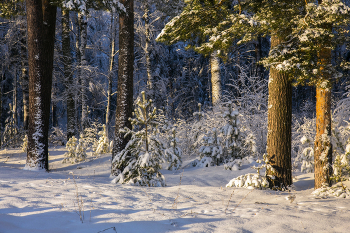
left=111, top=91, right=165, bottom=186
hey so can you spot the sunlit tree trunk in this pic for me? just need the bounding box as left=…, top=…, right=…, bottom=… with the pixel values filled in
left=266, top=34, right=292, bottom=188
left=210, top=50, right=221, bottom=105
left=25, top=0, right=56, bottom=170
left=314, top=1, right=332, bottom=188
left=112, top=0, right=134, bottom=170
left=144, top=3, right=153, bottom=99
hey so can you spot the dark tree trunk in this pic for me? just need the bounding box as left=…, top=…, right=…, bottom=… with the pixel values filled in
left=25, top=0, right=56, bottom=170
left=62, top=9, right=76, bottom=140
left=266, top=34, right=293, bottom=189
left=20, top=31, right=29, bottom=131
left=79, top=13, right=88, bottom=130
left=112, top=0, right=134, bottom=168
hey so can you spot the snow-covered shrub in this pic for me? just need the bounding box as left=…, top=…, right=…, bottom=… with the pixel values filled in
left=226, top=154, right=271, bottom=189
left=1, top=104, right=22, bottom=148
left=22, top=135, right=28, bottom=152
left=63, top=136, right=88, bottom=164
left=291, top=117, right=316, bottom=172
left=80, top=121, right=101, bottom=148
left=198, top=127, right=223, bottom=166
left=164, top=128, right=182, bottom=170
left=75, top=138, right=87, bottom=162
left=95, top=125, right=110, bottom=155
left=224, top=156, right=255, bottom=171
left=332, top=141, right=350, bottom=183
left=49, top=127, right=66, bottom=146
left=293, top=135, right=314, bottom=173
left=62, top=136, right=78, bottom=164
left=111, top=91, right=166, bottom=187
left=312, top=183, right=350, bottom=199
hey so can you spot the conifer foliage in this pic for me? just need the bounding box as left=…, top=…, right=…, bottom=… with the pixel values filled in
left=111, top=91, right=165, bottom=187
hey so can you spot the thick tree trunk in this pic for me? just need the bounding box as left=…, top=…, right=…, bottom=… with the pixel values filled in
left=112, top=0, right=134, bottom=166
left=79, top=13, right=88, bottom=130
left=13, top=69, right=17, bottom=131
left=106, top=11, right=117, bottom=140
left=266, top=34, right=292, bottom=188
left=62, top=10, right=76, bottom=140
left=210, top=51, right=221, bottom=105
left=25, top=0, right=56, bottom=170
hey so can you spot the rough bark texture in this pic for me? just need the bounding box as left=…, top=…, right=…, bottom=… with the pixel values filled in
left=314, top=44, right=332, bottom=189
left=62, top=10, right=76, bottom=140
left=266, top=34, right=292, bottom=188
left=112, top=0, right=134, bottom=164
left=26, top=0, right=56, bottom=170
left=20, top=33, right=29, bottom=131
left=210, top=51, right=221, bottom=105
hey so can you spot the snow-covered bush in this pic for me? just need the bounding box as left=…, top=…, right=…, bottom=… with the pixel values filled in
left=198, top=127, right=223, bottom=166
left=312, top=183, right=350, bottom=199
left=49, top=127, right=66, bottom=146
left=293, top=135, right=314, bottom=173
left=224, top=156, right=255, bottom=171
left=63, top=136, right=78, bottom=164
left=80, top=121, right=101, bottom=148
left=76, top=138, right=87, bottom=162
left=63, top=136, right=88, bottom=164
left=95, top=124, right=110, bottom=155
left=226, top=154, right=272, bottom=189
left=111, top=91, right=166, bottom=187
left=164, top=128, right=182, bottom=170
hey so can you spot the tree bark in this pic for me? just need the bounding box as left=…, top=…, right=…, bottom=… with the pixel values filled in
left=314, top=2, right=332, bottom=188
left=62, top=9, right=76, bottom=140
left=20, top=31, right=29, bottom=131
left=106, top=10, right=117, bottom=140
left=112, top=0, right=134, bottom=166
left=266, top=34, right=292, bottom=188
left=144, top=3, right=153, bottom=99
left=79, top=13, right=88, bottom=130
left=210, top=50, right=221, bottom=105
left=25, top=0, right=56, bottom=170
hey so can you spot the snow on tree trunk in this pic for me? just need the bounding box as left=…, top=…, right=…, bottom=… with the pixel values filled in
left=112, top=0, right=134, bottom=164
left=314, top=31, right=333, bottom=189
left=210, top=51, right=221, bottom=105
left=144, top=3, right=153, bottom=99
left=266, top=34, right=292, bottom=188
left=13, top=66, right=17, bottom=132
left=25, top=0, right=56, bottom=170
left=106, top=10, right=117, bottom=140
left=79, top=13, right=88, bottom=130
left=62, top=9, right=76, bottom=140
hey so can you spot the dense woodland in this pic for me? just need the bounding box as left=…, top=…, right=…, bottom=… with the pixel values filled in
left=1, top=0, right=350, bottom=191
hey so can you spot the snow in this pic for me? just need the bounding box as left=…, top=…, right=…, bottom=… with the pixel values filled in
left=1, top=148, right=350, bottom=232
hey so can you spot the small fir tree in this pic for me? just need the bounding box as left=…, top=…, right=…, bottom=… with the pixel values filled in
left=62, top=136, right=78, bottom=164
left=164, top=128, right=182, bottom=170
left=95, top=124, right=110, bottom=155
left=75, top=137, right=87, bottom=162
left=111, top=91, right=166, bottom=187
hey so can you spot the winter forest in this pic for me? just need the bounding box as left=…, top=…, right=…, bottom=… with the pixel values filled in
left=1, top=0, right=350, bottom=232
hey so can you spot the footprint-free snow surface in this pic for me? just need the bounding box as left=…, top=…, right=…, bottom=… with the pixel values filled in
left=1, top=147, right=349, bottom=233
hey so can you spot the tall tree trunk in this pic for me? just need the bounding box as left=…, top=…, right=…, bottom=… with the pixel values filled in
left=144, top=3, right=153, bottom=99
left=79, top=13, right=88, bottom=130
left=314, top=1, right=332, bottom=188
left=210, top=50, right=221, bottom=105
left=13, top=69, right=17, bottom=131
left=25, top=0, right=56, bottom=170
left=106, top=11, right=117, bottom=140
left=0, top=71, right=3, bottom=147
left=20, top=33, right=29, bottom=131
left=266, top=34, right=292, bottom=188
left=112, top=0, right=134, bottom=168
left=62, top=9, right=76, bottom=140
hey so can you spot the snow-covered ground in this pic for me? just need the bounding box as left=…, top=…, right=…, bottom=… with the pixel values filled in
left=1, top=147, right=349, bottom=233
